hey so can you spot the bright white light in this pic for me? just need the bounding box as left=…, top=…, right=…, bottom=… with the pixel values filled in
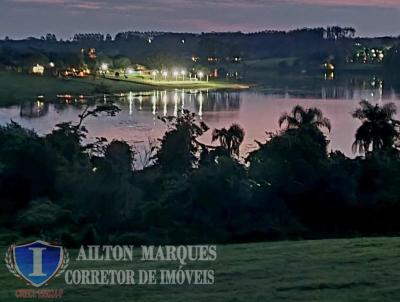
left=126, top=68, right=134, bottom=75
left=198, top=71, right=204, bottom=80
left=173, top=70, right=179, bottom=76
left=49, top=62, right=55, bottom=68
left=152, top=70, right=157, bottom=76
left=181, top=70, right=186, bottom=75
left=32, top=64, right=44, bottom=75
left=101, top=63, right=108, bottom=71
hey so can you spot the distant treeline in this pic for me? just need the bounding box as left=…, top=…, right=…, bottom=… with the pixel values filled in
left=1, top=100, right=400, bottom=246
left=4, top=26, right=357, bottom=43
left=1, top=26, right=397, bottom=70
left=1, top=26, right=400, bottom=81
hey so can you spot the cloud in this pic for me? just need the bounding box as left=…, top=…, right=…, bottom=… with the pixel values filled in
left=11, top=0, right=100, bottom=8
left=292, top=0, right=400, bottom=8
left=68, top=1, right=101, bottom=10
left=8, top=0, right=400, bottom=10
left=12, top=0, right=66, bottom=3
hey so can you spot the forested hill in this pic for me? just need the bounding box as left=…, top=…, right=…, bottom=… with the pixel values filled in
left=0, top=27, right=395, bottom=62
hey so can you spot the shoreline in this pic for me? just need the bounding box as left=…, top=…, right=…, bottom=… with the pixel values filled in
left=104, top=75, right=250, bottom=90
left=0, top=71, right=250, bottom=106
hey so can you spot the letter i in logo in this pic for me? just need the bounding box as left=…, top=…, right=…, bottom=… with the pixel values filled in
left=5, top=240, right=69, bottom=287
left=29, top=247, right=46, bottom=277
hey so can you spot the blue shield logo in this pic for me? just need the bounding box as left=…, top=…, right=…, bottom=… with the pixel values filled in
left=12, top=240, right=64, bottom=287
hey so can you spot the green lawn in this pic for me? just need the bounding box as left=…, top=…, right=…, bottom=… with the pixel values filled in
left=0, top=71, right=249, bottom=106
left=1, top=237, right=400, bottom=301
left=105, top=74, right=250, bottom=90
left=0, top=71, right=150, bottom=105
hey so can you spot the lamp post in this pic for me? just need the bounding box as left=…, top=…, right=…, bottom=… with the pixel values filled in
left=198, top=71, right=204, bottom=81
left=173, top=70, right=179, bottom=81
left=101, top=63, right=108, bottom=75
left=152, top=70, right=157, bottom=81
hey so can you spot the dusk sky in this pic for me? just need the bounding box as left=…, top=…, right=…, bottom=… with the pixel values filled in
left=1, top=0, right=400, bottom=39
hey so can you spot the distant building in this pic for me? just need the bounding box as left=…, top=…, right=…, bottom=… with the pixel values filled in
left=59, top=68, right=90, bottom=78
left=207, top=56, right=219, bottom=63
left=88, top=48, right=97, bottom=59
left=133, top=64, right=147, bottom=72
left=125, top=64, right=150, bottom=76
left=32, top=64, right=44, bottom=75
left=213, top=69, right=218, bottom=78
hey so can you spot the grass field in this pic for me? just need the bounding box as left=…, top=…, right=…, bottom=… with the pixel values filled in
left=0, top=71, right=151, bottom=105
left=0, top=71, right=249, bottom=106
left=1, top=237, right=400, bottom=301
left=105, top=74, right=250, bottom=90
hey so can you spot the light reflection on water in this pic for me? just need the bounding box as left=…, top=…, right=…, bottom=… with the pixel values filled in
left=1, top=84, right=400, bottom=157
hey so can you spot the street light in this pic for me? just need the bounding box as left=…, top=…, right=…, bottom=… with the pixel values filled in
left=152, top=70, right=158, bottom=81
left=173, top=70, right=179, bottom=81
left=198, top=71, right=204, bottom=81
left=162, top=70, right=168, bottom=81
left=181, top=70, right=186, bottom=81
left=101, top=63, right=108, bottom=74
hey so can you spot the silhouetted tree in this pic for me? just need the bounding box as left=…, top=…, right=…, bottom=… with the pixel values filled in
left=352, top=100, right=399, bottom=154
left=212, top=124, right=245, bottom=157
left=155, top=110, right=209, bottom=172
left=104, top=140, right=134, bottom=173
left=278, top=105, right=331, bottom=132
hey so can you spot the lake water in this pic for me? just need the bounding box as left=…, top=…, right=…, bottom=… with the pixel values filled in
left=1, top=77, right=400, bottom=158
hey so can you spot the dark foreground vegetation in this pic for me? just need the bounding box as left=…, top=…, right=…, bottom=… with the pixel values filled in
left=1, top=99, right=400, bottom=246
